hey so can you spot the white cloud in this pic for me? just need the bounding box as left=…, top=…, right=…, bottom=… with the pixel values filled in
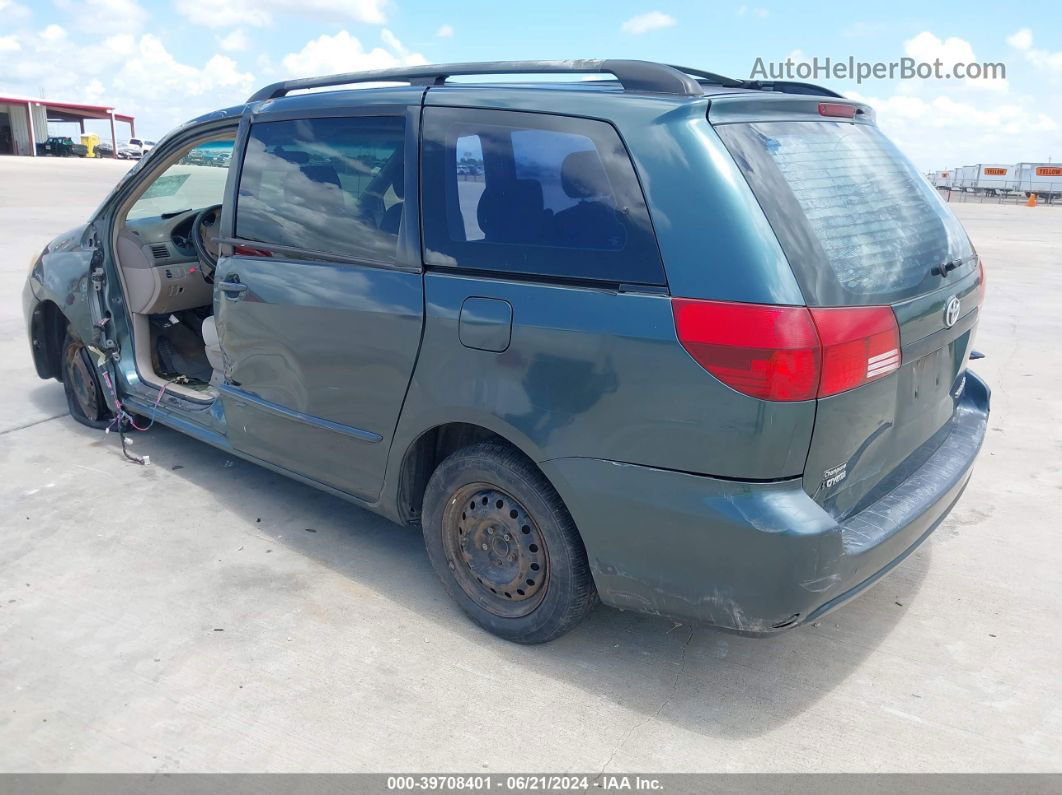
left=0, top=27, right=256, bottom=137
left=737, top=5, right=768, bottom=17
left=905, top=31, right=976, bottom=67
left=110, top=35, right=254, bottom=101
left=40, top=25, right=68, bottom=43
left=88, top=0, right=148, bottom=30
left=1007, top=28, right=1062, bottom=75
left=281, top=29, right=425, bottom=78
left=621, top=11, right=676, bottom=35
left=847, top=88, right=1061, bottom=170
left=0, top=36, right=21, bottom=53
left=294, top=0, right=387, bottom=23
left=436, top=24, right=454, bottom=38
left=380, top=28, right=409, bottom=57
left=51, top=0, right=148, bottom=34
left=218, top=29, right=250, bottom=52
left=1006, top=28, right=1033, bottom=51
left=841, top=21, right=886, bottom=38
left=903, top=31, right=1007, bottom=92
left=84, top=78, right=106, bottom=102
left=104, top=33, right=136, bottom=56
left=176, top=0, right=387, bottom=28
left=829, top=31, right=1062, bottom=168
left=174, top=0, right=270, bottom=28
left=0, top=0, right=31, bottom=19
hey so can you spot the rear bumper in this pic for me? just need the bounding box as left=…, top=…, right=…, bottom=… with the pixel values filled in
left=542, top=370, right=990, bottom=634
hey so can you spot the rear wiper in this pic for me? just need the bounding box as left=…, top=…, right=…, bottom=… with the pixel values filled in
left=931, top=258, right=962, bottom=277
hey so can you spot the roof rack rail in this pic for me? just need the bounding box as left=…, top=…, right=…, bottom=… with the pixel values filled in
left=743, top=80, right=844, bottom=98
left=668, top=64, right=843, bottom=98
left=247, top=59, right=704, bottom=103
left=667, top=65, right=747, bottom=89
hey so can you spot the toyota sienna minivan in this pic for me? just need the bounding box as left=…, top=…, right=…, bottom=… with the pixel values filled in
left=23, top=60, right=989, bottom=642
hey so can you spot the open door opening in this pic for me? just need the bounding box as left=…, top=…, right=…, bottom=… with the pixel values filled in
left=110, top=134, right=235, bottom=401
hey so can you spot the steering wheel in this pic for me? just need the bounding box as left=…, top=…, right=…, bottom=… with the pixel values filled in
left=191, top=204, right=223, bottom=283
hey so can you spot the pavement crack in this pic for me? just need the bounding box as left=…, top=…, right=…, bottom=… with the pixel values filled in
left=592, top=626, right=695, bottom=783
left=0, top=413, right=66, bottom=436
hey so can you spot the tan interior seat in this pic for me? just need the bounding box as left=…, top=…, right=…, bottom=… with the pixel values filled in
left=201, top=316, right=223, bottom=386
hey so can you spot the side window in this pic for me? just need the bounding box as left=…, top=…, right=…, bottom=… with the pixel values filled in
left=422, top=107, right=664, bottom=286
left=127, top=139, right=234, bottom=221
left=236, top=116, right=406, bottom=262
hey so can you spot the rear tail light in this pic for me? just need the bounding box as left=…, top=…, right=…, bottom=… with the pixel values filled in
left=977, top=259, right=986, bottom=305
left=671, top=300, right=820, bottom=400
left=672, top=299, right=901, bottom=401
left=810, top=306, right=900, bottom=397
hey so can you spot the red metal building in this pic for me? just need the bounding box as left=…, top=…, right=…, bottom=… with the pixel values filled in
left=0, top=95, right=136, bottom=157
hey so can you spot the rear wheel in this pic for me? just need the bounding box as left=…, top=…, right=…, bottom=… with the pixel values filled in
left=61, top=332, right=113, bottom=429
left=422, top=442, right=597, bottom=643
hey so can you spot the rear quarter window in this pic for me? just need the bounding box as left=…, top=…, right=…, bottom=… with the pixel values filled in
left=421, top=107, right=664, bottom=286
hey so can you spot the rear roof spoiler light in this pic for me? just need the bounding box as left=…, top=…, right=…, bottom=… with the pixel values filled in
left=818, top=102, right=861, bottom=118
left=671, top=298, right=900, bottom=401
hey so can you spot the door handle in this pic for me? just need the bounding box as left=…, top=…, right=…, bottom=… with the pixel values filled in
left=219, top=280, right=247, bottom=299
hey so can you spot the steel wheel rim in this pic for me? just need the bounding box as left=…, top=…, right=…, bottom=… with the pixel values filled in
left=441, top=483, right=549, bottom=618
left=65, top=345, right=101, bottom=420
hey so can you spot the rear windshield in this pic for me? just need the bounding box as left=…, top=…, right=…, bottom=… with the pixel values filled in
left=716, top=121, right=975, bottom=305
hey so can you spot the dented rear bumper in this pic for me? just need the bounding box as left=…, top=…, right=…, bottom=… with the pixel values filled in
left=542, top=370, right=990, bottom=634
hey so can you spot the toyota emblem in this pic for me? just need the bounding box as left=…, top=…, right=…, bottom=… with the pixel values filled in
left=943, top=296, right=961, bottom=328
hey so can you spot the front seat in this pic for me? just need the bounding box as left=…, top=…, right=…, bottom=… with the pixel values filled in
left=201, top=316, right=224, bottom=386
left=553, top=150, right=625, bottom=250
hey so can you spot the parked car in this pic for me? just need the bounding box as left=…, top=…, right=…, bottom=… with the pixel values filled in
left=23, top=60, right=989, bottom=643
left=36, top=136, right=88, bottom=157
left=95, top=141, right=114, bottom=158
left=117, top=143, right=142, bottom=160
left=127, top=137, right=154, bottom=155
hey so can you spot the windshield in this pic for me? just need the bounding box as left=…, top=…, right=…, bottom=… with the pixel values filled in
left=716, top=120, right=975, bottom=305
left=126, top=139, right=234, bottom=221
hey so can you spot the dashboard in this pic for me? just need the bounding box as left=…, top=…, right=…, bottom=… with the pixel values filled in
left=118, top=208, right=214, bottom=315
left=126, top=208, right=201, bottom=266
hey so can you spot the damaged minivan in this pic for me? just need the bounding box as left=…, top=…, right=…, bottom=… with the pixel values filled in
left=23, top=61, right=989, bottom=643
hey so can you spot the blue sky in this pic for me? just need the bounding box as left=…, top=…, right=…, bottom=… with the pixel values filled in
left=2, top=0, right=1061, bottom=169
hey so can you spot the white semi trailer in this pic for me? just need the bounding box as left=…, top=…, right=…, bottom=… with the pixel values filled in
left=953, top=165, right=977, bottom=191
left=932, top=169, right=955, bottom=189
left=1016, top=163, right=1062, bottom=199
left=957, top=164, right=1014, bottom=195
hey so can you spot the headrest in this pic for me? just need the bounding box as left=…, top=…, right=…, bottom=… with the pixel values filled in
left=561, top=150, right=610, bottom=199
left=273, top=147, right=310, bottom=165
left=477, top=179, right=545, bottom=242
left=299, top=164, right=341, bottom=188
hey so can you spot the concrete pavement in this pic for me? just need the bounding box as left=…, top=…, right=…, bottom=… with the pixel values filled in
left=1, top=157, right=1060, bottom=772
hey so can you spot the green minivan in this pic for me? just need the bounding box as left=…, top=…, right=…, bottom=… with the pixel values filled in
left=23, top=61, right=989, bottom=642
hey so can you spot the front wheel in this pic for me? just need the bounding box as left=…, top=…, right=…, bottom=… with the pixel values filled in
left=61, top=332, right=113, bottom=429
left=422, top=442, right=597, bottom=643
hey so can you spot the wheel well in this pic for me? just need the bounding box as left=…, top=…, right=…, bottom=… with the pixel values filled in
left=30, top=300, right=69, bottom=381
left=397, top=423, right=523, bottom=525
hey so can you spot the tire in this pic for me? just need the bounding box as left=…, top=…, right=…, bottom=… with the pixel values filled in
left=61, top=332, right=114, bottom=430
left=422, top=442, right=597, bottom=643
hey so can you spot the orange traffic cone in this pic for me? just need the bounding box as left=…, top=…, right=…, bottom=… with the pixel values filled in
left=1026, top=193, right=1038, bottom=207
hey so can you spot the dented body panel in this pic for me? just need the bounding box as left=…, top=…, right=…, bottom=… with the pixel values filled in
left=544, top=372, right=989, bottom=632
